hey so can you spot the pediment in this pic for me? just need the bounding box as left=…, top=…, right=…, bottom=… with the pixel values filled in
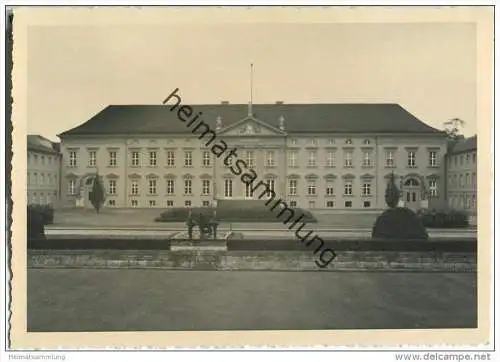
left=218, top=117, right=286, bottom=137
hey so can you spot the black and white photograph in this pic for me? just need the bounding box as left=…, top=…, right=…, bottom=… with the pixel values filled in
left=4, top=3, right=495, bottom=357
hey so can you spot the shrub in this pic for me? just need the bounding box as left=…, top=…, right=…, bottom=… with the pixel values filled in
left=155, top=207, right=215, bottom=222
left=385, top=172, right=401, bottom=208
left=417, top=209, right=469, bottom=228
left=28, top=204, right=54, bottom=225
left=27, top=205, right=46, bottom=247
left=372, top=207, right=428, bottom=241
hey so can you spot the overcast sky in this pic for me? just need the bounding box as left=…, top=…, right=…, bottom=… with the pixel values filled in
left=26, top=19, right=477, bottom=141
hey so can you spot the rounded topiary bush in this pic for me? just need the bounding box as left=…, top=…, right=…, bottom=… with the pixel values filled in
left=372, top=207, right=429, bottom=241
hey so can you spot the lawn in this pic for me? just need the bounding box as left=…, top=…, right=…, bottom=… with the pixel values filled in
left=28, top=269, right=477, bottom=332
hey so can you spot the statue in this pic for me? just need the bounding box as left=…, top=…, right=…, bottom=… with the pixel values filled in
left=186, top=209, right=195, bottom=240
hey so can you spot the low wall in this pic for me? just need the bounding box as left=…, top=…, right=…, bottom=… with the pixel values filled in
left=28, top=249, right=476, bottom=272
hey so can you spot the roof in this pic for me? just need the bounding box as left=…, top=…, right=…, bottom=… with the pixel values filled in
left=58, top=103, right=445, bottom=137
left=450, top=135, right=477, bottom=154
left=27, top=135, right=60, bottom=155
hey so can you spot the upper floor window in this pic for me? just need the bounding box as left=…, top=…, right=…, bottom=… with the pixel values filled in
left=69, top=151, right=77, bottom=167
left=149, top=151, right=157, bottom=167
left=148, top=179, right=157, bottom=195
left=68, top=179, right=77, bottom=195
left=428, top=151, right=438, bottom=167
left=131, top=151, right=140, bottom=167
left=326, top=181, right=335, bottom=196
left=166, top=151, right=175, bottom=167
left=224, top=179, right=233, bottom=198
left=407, top=151, right=416, bottom=167
left=344, top=181, right=353, bottom=196
left=385, top=150, right=395, bottom=167
left=266, top=151, right=275, bottom=167
left=41, top=156, right=45, bottom=165
left=184, top=151, right=192, bottom=167
left=88, top=151, right=96, bottom=167
left=472, top=152, right=477, bottom=164
left=327, top=151, right=336, bottom=167
left=203, top=151, right=211, bottom=167
left=289, top=179, right=297, bottom=195
left=363, top=139, right=371, bottom=145
left=307, top=151, right=317, bottom=167
left=307, top=179, right=317, bottom=195
left=362, top=151, right=372, bottom=167
left=108, top=151, right=117, bottom=167
left=345, top=138, right=353, bottom=145
left=202, top=179, right=211, bottom=195
left=184, top=178, right=193, bottom=195
left=166, top=180, right=175, bottom=195
left=246, top=151, right=255, bottom=168
left=344, top=151, right=353, bottom=168
left=108, top=180, right=117, bottom=195
left=310, top=138, right=318, bottom=146
left=428, top=180, right=438, bottom=197
left=131, top=181, right=139, bottom=195
left=288, top=151, right=297, bottom=167
left=362, top=182, right=372, bottom=196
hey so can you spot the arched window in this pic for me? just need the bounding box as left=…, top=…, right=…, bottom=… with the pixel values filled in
left=404, top=178, right=420, bottom=187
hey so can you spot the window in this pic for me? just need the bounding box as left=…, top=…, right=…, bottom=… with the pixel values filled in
left=466, top=173, right=470, bottom=186
left=290, top=200, right=297, bottom=208
left=202, top=180, right=211, bottom=195
left=224, top=179, right=233, bottom=197
left=345, top=201, right=352, bottom=208
left=407, top=151, right=416, bottom=167
left=289, top=179, right=297, bottom=195
left=472, top=194, right=476, bottom=208
left=288, top=151, right=297, bottom=167
left=69, top=151, right=77, bottom=167
left=165, top=179, right=175, bottom=195
left=166, top=151, right=175, bottom=167
left=184, top=179, right=192, bottom=195
left=34, top=155, right=38, bottom=164
left=88, top=151, right=96, bottom=167
left=68, top=179, right=76, bottom=195
left=40, top=173, right=45, bottom=185
left=307, top=151, right=317, bottom=167
left=362, top=182, right=371, bottom=196
left=326, top=182, right=335, bottom=196
left=362, top=151, right=372, bottom=167
left=363, top=139, right=371, bottom=145
left=459, top=174, right=464, bottom=187
left=244, top=182, right=253, bottom=198
left=41, top=156, right=45, bottom=165
left=246, top=151, right=255, bottom=168
left=202, top=201, right=210, bottom=207
left=326, top=201, right=335, bottom=208
left=149, top=151, right=157, bottom=166
left=131, top=200, right=138, bottom=207
left=344, top=151, right=353, bottom=167
left=203, top=151, right=211, bottom=166
left=131, top=181, right=139, bottom=195
left=290, top=139, right=297, bottom=146
left=466, top=154, right=470, bottom=164
left=345, top=138, right=353, bottom=145
left=472, top=153, right=476, bottom=164
left=266, top=151, right=275, bottom=167
left=166, top=200, right=174, bottom=207
left=149, top=200, right=156, bottom=207
left=185, top=200, right=192, bottom=207
left=33, top=172, right=37, bottom=185
left=308, top=201, right=316, bottom=209
left=108, top=151, right=117, bottom=167
left=266, top=179, right=275, bottom=197
left=184, top=151, right=192, bottom=167
left=307, top=180, right=316, bottom=195
left=148, top=179, right=157, bottom=195
left=328, top=139, right=335, bottom=145
left=108, top=200, right=116, bottom=206
left=344, top=181, right=353, bottom=195
left=327, top=151, right=336, bottom=167
left=460, top=155, right=464, bottom=165
left=108, top=180, right=117, bottom=195
left=363, top=201, right=371, bottom=208
left=131, top=151, right=139, bottom=166
left=472, top=172, right=476, bottom=188
left=428, top=180, right=438, bottom=197
left=310, top=138, right=318, bottom=146
left=429, top=151, right=438, bottom=167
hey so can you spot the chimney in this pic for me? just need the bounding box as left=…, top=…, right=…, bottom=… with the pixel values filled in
left=221, top=101, right=229, bottom=105
left=276, top=101, right=284, bottom=105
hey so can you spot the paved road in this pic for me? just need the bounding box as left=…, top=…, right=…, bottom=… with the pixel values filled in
left=45, top=227, right=477, bottom=240
left=28, top=269, right=477, bottom=332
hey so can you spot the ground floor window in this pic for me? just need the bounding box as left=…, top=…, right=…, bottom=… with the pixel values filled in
left=202, top=200, right=210, bottom=207
left=108, top=199, right=116, bottom=206
left=185, top=200, right=192, bottom=207
left=131, top=200, right=138, bottom=207
left=345, top=200, right=352, bottom=208
left=149, top=200, right=156, bottom=207
left=363, top=201, right=371, bottom=208
left=166, top=200, right=174, bottom=207
left=326, top=201, right=335, bottom=208
left=290, top=200, right=297, bottom=208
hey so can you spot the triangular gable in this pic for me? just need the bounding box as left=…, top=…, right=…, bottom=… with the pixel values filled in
left=217, top=116, right=286, bottom=136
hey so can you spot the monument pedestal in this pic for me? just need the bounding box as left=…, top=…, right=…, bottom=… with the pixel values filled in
left=170, top=240, right=228, bottom=252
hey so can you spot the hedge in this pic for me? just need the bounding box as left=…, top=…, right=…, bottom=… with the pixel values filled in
left=28, top=204, right=54, bottom=225
left=417, top=209, right=469, bottom=228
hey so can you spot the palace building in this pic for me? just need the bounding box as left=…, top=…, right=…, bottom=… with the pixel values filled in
left=27, top=135, right=62, bottom=206
left=57, top=101, right=448, bottom=211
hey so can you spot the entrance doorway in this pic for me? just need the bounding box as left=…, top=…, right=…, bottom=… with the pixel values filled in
left=402, top=178, right=421, bottom=211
